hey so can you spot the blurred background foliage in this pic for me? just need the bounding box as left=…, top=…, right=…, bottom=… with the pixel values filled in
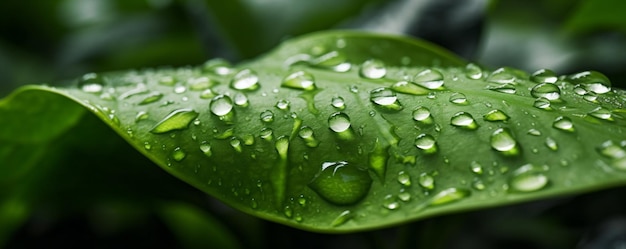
left=1, top=0, right=626, bottom=248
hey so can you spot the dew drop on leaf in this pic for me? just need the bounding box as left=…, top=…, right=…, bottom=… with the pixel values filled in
left=260, top=128, right=274, bottom=141
left=490, top=128, right=519, bottom=156
left=530, top=69, right=558, bottom=84
left=171, top=147, right=186, bottom=162
left=282, top=71, right=317, bottom=91
left=187, top=77, right=215, bottom=91
left=487, top=67, right=518, bottom=84
left=370, top=87, right=403, bottom=111
left=488, top=84, right=517, bottom=94
left=465, top=63, right=483, bottom=80
left=328, top=112, right=351, bottom=133
left=199, top=141, right=212, bottom=157
left=199, top=89, right=216, bottom=99
left=483, top=109, right=510, bottom=122
left=552, top=116, right=575, bottom=132
left=412, top=106, right=434, bottom=124
left=588, top=107, right=613, bottom=121
left=414, top=134, right=438, bottom=154
left=139, top=91, right=164, bottom=105
left=531, top=83, right=561, bottom=101
left=391, top=81, right=430, bottom=95
left=135, top=111, right=149, bottom=122
left=545, top=137, right=558, bottom=151
left=596, top=140, right=626, bottom=160
left=311, top=51, right=351, bottom=72
left=450, top=112, right=478, bottom=130
left=449, top=92, right=468, bottom=105
left=359, top=59, right=386, bottom=79
left=509, top=164, right=549, bottom=192
left=203, top=58, right=233, bottom=75
left=331, top=210, right=353, bottom=227
left=397, top=171, right=411, bottom=186
left=331, top=96, right=346, bottom=110
left=233, top=93, right=249, bottom=107
left=275, top=99, right=290, bottom=110
left=418, top=172, right=435, bottom=190
left=230, top=137, right=242, bottom=153
left=210, top=95, right=234, bottom=116
left=150, top=109, right=199, bottom=134
left=382, top=194, right=400, bottom=210
left=569, top=71, right=611, bottom=94
left=414, top=69, right=444, bottom=89
left=470, top=161, right=484, bottom=175
left=260, top=110, right=275, bottom=123
left=159, top=75, right=176, bottom=86
left=308, top=161, right=373, bottom=205
left=78, top=72, right=104, bottom=93
left=533, top=97, right=552, bottom=110
left=429, top=188, right=470, bottom=206
left=298, top=126, right=320, bottom=148
left=231, top=69, right=260, bottom=90
left=527, top=129, right=542, bottom=136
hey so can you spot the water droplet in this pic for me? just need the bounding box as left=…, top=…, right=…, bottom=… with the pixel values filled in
left=275, top=99, right=290, bottom=110
left=187, top=77, right=215, bottom=91
left=331, top=96, right=346, bottom=110
left=490, top=128, right=520, bottom=156
left=412, top=106, right=434, bottom=124
left=159, top=75, right=176, bottom=86
left=78, top=72, right=104, bottom=93
left=328, top=112, right=351, bottom=133
left=418, top=172, right=435, bottom=190
left=299, top=126, right=320, bottom=148
left=533, top=97, right=552, bottom=110
left=488, top=84, right=517, bottom=94
left=449, top=92, right=467, bottom=105
left=210, top=95, right=234, bottom=116
left=470, top=161, right=483, bottom=175
left=368, top=141, right=389, bottom=181
left=569, top=71, right=611, bottom=94
left=414, top=134, right=438, bottom=154
left=531, top=83, right=561, bottom=101
left=391, top=81, right=430, bottom=95
left=552, top=116, right=574, bottom=132
left=359, top=59, right=386, bottom=79
left=597, top=140, right=626, bottom=160
left=588, top=107, right=613, bottom=121
left=231, top=69, right=259, bottom=90
left=450, top=112, right=478, bottom=130
left=143, top=142, right=152, bottom=150
left=260, top=128, right=274, bottom=141
left=397, top=171, right=411, bottom=186
left=203, top=58, right=233, bottom=75
left=429, top=188, right=470, bottom=206
left=483, top=109, right=510, bottom=122
left=509, top=164, right=549, bottom=192
left=150, top=109, right=199, bottom=134
left=309, top=161, right=373, bottom=205
left=199, top=141, right=212, bottom=157
left=414, top=69, right=444, bottom=89
left=370, top=87, right=403, bottom=111
left=382, top=195, right=400, bottom=210
left=229, top=137, right=242, bottom=153
left=311, top=51, right=351, bottom=72
left=530, top=69, right=558, bottom=84
left=135, top=111, right=149, bottom=122
left=472, top=179, right=486, bottom=190
left=171, top=147, right=186, bottom=162
left=260, top=110, right=274, bottom=123
left=139, top=91, right=164, bottom=105
left=233, top=93, right=249, bottom=107
left=174, top=85, right=187, bottom=94
left=465, top=63, right=483, bottom=79
left=331, top=210, right=353, bottom=227
left=200, top=89, right=216, bottom=99
left=282, top=71, right=316, bottom=91
left=487, top=67, right=518, bottom=84
left=527, top=129, right=542, bottom=136
left=545, top=137, right=558, bottom=151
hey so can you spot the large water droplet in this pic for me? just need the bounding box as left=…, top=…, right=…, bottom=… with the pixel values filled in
left=449, top=92, right=468, bottom=105
left=483, top=109, right=510, bottom=122
left=450, top=112, right=478, bottom=130
left=309, top=161, right=373, bottom=205
left=414, top=134, right=438, bottom=154
left=331, top=96, right=346, bottom=110
left=331, top=210, right=353, bottom=227
left=588, top=107, right=613, bottom=121
left=233, top=93, right=249, bottom=107
left=414, top=69, right=444, bottom=89
left=429, top=188, right=470, bottom=206
left=187, top=77, right=216, bottom=91
left=552, top=116, right=575, bottom=132
left=203, top=58, right=233, bottom=75
left=490, top=128, right=519, bottom=156
left=359, top=59, right=386, bottom=79
left=282, top=71, right=317, bottom=91
left=260, top=110, right=274, bottom=123
left=487, top=67, right=518, bottom=84
left=78, top=72, right=104, bottom=93
left=311, top=51, right=351, bottom=72
left=488, top=84, right=517, bottom=94
left=210, top=95, right=234, bottom=116
left=370, top=87, right=403, bottom=111
left=531, top=83, right=561, bottom=101
left=397, top=171, right=411, bottom=186
left=391, top=81, right=430, bottom=95
left=569, top=71, right=611, bottom=94
left=596, top=140, right=626, bottom=160
left=260, top=128, right=273, bottom=141
left=545, top=137, right=558, bottom=151
left=509, top=164, right=549, bottom=192
left=299, top=126, right=320, bottom=148
left=171, top=147, right=186, bottom=162
left=418, top=172, right=435, bottom=190
left=465, top=63, right=483, bottom=80
left=231, top=69, right=259, bottom=90
left=328, top=112, right=351, bottom=133
left=150, top=109, right=199, bottom=134
left=530, top=69, right=558, bottom=84
left=412, top=106, right=434, bottom=124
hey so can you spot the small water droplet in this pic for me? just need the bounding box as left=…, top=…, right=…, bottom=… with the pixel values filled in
left=414, top=69, right=444, bottom=89
left=488, top=84, right=517, bottom=94
left=490, top=128, right=520, bottom=156
left=135, top=111, right=149, bottom=122
left=210, top=95, right=234, bottom=116
left=275, top=99, right=290, bottom=110
left=530, top=69, right=558, bottom=84
left=450, top=112, right=478, bottom=130
left=487, top=67, right=518, bottom=84
left=418, top=172, right=435, bottom=190
left=171, top=147, right=186, bottom=161
left=150, top=109, right=199, bottom=134
left=331, top=210, right=353, bottom=227
left=449, top=92, right=468, bottom=105
left=260, top=110, right=274, bottom=123
left=370, top=87, right=403, bottom=111
left=397, top=171, right=411, bottom=186
left=527, top=129, right=542, bottom=136
left=200, top=89, right=216, bottom=99
left=203, top=58, right=233, bottom=75
left=483, top=109, right=510, bottom=122
left=143, top=142, right=152, bottom=150
left=309, top=161, right=373, bottom=205
left=282, top=71, right=317, bottom=91
left=187, top=77, right=215, bottom=91
left=260, top=128, right=274, bottom=141
left=331, top=96, right=346, bottom=110
left=509, top=164, right=549, bottom=192
left=359, top=59, right=386, bottom=79
left=299, top=126, right=320, bottom=148
left=233, top=93, right=249, bottom=107
left=199, top=141, right=212, bottom=157
left=174, top=85, right=187, bottom=94
left=391, top=81, right=430, bottom=95
left=78, top=72, right=104, bottom=93
left=545, top=137, right=558, bottom=151
left=311, top=51, right=351, bottom=72
left=414, top=134, right=438, bottom=154
left=533, top=97, right=552, bottom=110
left=470, top=161, right=483, bottom=175
left=429, top=188, right=470, bottom=206
left=328, top=112, right=351, bottom=133
left=139, top=91, right=164, bottom=105
left=382, top=195, right=400, bottom=210
left=230, top=137, right=242, bottom=153
left=465, top=63, right=483, bottom=79
left=588, top=107, right=613, bottom=121
left=531, top=83, right=561, bottom=101
left=231, top=69, right=259, bottom=90
left=159, top=75, right=176, bottom=86
left=596, top=140, right=626, bottom=160
left=569, top=71, right=611, bottom=94
left=552, top=116, right=574, bottom=132
left=412, top=106, right=434, bottom=124
left=472, top=179, right=486, bottom=190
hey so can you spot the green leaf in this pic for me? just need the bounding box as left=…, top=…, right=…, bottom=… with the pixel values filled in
left=1, top=31, right=625, bottom=233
